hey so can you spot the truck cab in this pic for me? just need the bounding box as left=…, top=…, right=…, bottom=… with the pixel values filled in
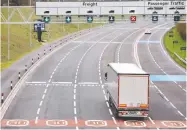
left=106, top=63, right=150, bottom=118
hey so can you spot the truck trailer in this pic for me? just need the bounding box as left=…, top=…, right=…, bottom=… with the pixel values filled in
left=106, top=63, right=150, bottom=118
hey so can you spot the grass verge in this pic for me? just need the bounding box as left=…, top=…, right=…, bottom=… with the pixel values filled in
left=1, top=8, right=103, bottom=71
left=163, top=27, right=186, bottom=68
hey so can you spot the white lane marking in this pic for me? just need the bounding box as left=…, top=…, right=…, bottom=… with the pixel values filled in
left=46, top=84, right=49, bottom=88
left=164, top=96, right=169, bottom=102
left=169, top=102, right=177, bottom=109
left=117, top=28, right=145, bottom=63
left=74, top=89, right=76, bottom=94
left=74, top=108, right=77, bottom=115
left=24, top=30, right=104, bottom=122
left=44, top=89, right=47, bottom=94
left=51, top=82, right=72, bottom=84
left=147, top=31, right=186, bottom=92
left=39, top=101, right=43, bottom=106
left=144, top=26, right=187, bottom=119
left=133, top=23, right=187, bottom=121
left=35, top=116, right=38, bottom=124
left=76, top=126, right=79, bottom=130
left=112, top=117, right=117, bottom=124
left=74, top=101, right=76, bottom=107
left=78, top=82, right=99, bottom=84
left=50, top=75, right=53, bottom=79
left=177, top=110, right=184, bottom=117
left=109, top=109, right=112, bottom=115
left=42, top=94, right=45, bottom=99
left=48, top=79, right=51, bottom=83
left=104, top=95, right=107, bottom=101
left=103, top=89, right=106, bottom=95
left=37, top=108, right=40, bottom=115
left=26, top=82, right=46, bottom=84
left=74, top=94, right=76, bottom=100
left=148, top=117, right=155, bottom=124
left=106, top=102, right=109, bottom=108
left=74, top=116, right=78, bottom=124
left=117, top=127, right=120, bottom=130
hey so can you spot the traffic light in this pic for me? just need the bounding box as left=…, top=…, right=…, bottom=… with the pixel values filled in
left=43, top=16, right=50, bottom=23
left=66, top=16, right=71, bottom=23
left=87, top=16, right=93, bottom=23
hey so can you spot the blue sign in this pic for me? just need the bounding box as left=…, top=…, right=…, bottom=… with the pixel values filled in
left=34, top=23, right=45, bottom=32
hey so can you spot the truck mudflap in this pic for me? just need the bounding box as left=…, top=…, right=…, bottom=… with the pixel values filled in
left=118, top=110, right=149, bottom=117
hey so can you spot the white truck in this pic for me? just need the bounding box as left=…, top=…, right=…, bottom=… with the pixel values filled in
left=105, top=63, right=150, bottom=118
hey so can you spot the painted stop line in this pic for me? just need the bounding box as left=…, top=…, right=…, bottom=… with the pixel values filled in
left=6, top=120, right=29, bottom=126
left=85, top=120, right=107, bottom=127
left=46, top=120, right=68, bottom=126
left=2, top=119, right=187, bottom=128
left=161, top=121, right=186, bottom=128
left=124, top=120, right=146, bottom=127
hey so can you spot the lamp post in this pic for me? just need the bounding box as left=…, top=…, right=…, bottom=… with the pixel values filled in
left=8, top=0, right=10, bottom=60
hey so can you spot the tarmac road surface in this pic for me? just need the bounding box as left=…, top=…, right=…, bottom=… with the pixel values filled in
left=1, top=17, right=186, bottom=129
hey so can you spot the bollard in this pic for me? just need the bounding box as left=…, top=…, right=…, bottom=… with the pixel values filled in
left=38, top=54, right=40, bottom=59
left=1, top=93, right=4, bottom=104
left=18, top=72, right=21, bottom=80
left=44, top=49, right=46, bottom=55
left=10, top=81, right=13, bottom=90
left=25, top=65, right=27, bottom=71
left=32, top=58, right=34, bottom=65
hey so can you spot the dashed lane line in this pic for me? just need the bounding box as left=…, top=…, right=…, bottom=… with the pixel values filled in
left=147, top=30, right=186, bottom=93
left=33, top=30, right=107, bottom=124
left=98, top=30, right=140, bottom=129
left=73, top=30, right=117, bottom=130
left=133, top=23, right=186, bottom=120
left=133, top=23, right=174, bottom=129
left=145, top=30, right=186, bottom=119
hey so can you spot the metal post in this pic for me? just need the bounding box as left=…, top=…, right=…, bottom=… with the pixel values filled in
left=8, top=0, right=10, bottom=60
left=18, top=72, right=21, bottom=80
left=1, top=93, right=4, bottom=104
left=38, top=54, right=40, bottom=59
left=32, top=58, right=34, bottom=65
left=10, top=81, right=13, bottom=90
left=25, top=65, right=27, bottom=71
